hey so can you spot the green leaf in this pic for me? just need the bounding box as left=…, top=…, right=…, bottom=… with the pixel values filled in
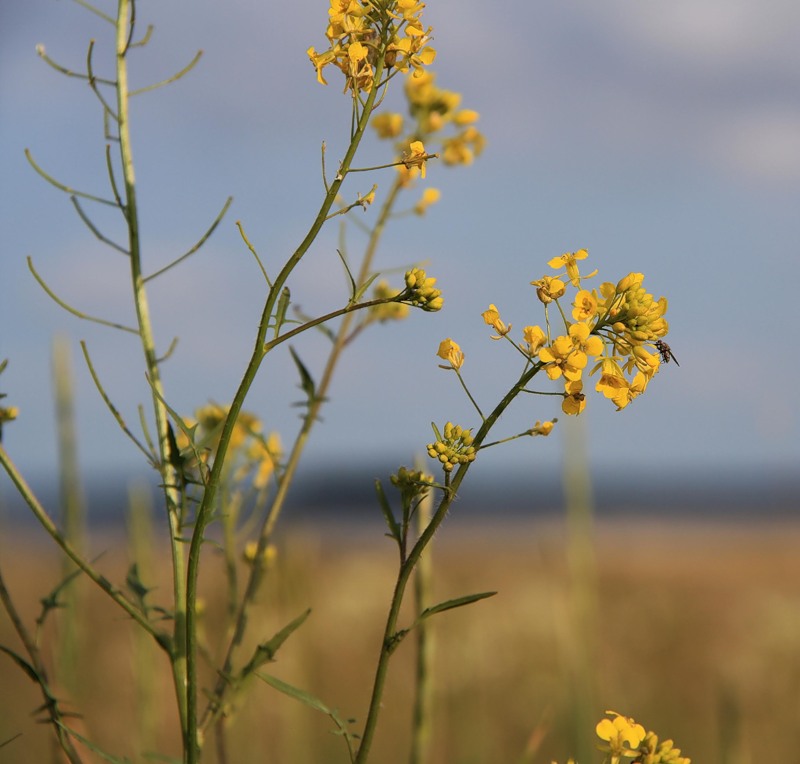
left=351, top=272, right=381, bottom=304
left=125, top=563, right=152, bottom=603
left=257, top=673, right=360, bottom=755
left=258, top=672, right=330, bottom=714
left=289, top=346, right=317, bottom=404
left=241, top=608, right=311, bottom=676
left=273, top=286, right=291, bottom=338
left=54, top=721, right=132, bottom=763
left=0, top=645, right=40, bottom=683
left=36, top=564, right=84, bottom=627
left=417, top=591, right=497, bottom=623
left=336, top=248, right=358, bottom=301
left=374, top=479, right=400, bottom=543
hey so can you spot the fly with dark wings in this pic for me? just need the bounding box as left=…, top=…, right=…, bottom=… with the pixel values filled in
left=655, top=340, right=679, bottom=367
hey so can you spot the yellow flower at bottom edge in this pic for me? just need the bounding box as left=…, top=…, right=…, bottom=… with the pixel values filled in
left=596, top=710, right=646, bottom=755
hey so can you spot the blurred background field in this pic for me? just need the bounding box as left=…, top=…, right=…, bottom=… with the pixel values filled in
left=3, top=509, right=800, bottom=763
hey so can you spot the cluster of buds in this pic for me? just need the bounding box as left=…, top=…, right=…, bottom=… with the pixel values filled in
left=598, top=272, right=669, bottom=349
left=632, top=731, right=692, bottom=764
left=389, top=465, right=433, bottom=502
left=402, top=267, right=443, bottom=311
left=307, top=0, right=436, bottom=95
left=426, top=422, right=477, bottom=473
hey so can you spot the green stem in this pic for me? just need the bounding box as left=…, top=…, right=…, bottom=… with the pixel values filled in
left=0, top=445, right=162, bottom=642
left=115, top=0, right=188, bottom=745
left=199, top=175, right=405, bottom=735
left=355, top=362, right=542, bottom=762
left=185, top=53, right=389, bottom=762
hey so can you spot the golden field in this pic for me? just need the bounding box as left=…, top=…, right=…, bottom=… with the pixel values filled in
left=2, top=516, right=800, bottom=763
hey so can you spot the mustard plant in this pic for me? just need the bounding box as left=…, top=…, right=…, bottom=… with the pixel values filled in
left=0, top=1, right=682, bottom=763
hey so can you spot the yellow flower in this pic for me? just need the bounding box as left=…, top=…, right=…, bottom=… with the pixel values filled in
left=372, top=112, right=404, bottom=139
left=530, top=420, right=555, bottom=436
left=0, top=405, right=18, bottom=424
left=404, top=140, right=429, bottom=178
left=454, top=109, right=479, bottom=125
left=521, top=325, right=547, bottom=357
left=548, top=248, right=590, bottom=287
left=562, top=380, right=586, bottom=415
left=572, top=289, right=598, bottom=322
left=306, top=45, right=337, bottom=85
left=531, top=275, right=566, bottom=304
left=539, top=335, right=583, bottom=381
left=370, top=280, right=410, bottom=322
left=568, top=321, right=604, bottom=360
left=413, top=187, right=441, bottom=215
left=596, top=710, right=646, bottom=756
left=481, top=304, right=511, bottom=339
left=243, top=540, right=277, bottom=567
left=248, top=432, right=282, bottom=489
left=437, top=338, right=464, bottom=370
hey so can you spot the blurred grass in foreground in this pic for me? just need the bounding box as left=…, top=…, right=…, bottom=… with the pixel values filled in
left=2, top=517, right=799, bottom=763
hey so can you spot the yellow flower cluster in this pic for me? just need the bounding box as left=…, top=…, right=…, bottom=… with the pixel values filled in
left=426, top=421, right=477, bottom=473
left=307, top=0, right=436, bottom=94
left=529, top=250, right=670, bottom=413
left=635, top=730, right=692, bottom=764
left=441, top=251, right=672, bottom=416
left=402, top=267, right=443, bottom=311
left=369, top=279, right=411, bottom=322
left=594, top=711, right=691, bottom=764
left=183, top=404, right=282, bottom=489
left=371, top=69, right=486, bottom=198
left=596, top=710, right=647, bottom=757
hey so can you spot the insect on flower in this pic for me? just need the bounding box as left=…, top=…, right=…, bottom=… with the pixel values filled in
left=655, top=340, right=679, bottom=366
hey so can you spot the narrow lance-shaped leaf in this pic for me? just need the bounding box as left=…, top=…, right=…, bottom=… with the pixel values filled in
left=289, top=346, right=317, bottom=405
left=374, top=479, right=400, bottom=543
left=53, top=722, right=133, bottom=764
left=241, top=608, right=312, bottom=677
left=257, top=673, right=360, bottom=755
left=416, top=591, right=497, bottom=624
left=0, top=645, right=40, bottom=683
left=351, top=272, right=381, bottom=305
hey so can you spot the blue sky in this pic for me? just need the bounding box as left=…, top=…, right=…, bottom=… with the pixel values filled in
left=1, top=0, right=799, bottom=492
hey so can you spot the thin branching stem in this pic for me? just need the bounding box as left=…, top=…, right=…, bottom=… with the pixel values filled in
left=130, top=49, right=203, bottom=96
left=187, top=48, right=390, bottom=760
left=70, top=196, right=129, bottom=254
left=25, top=149, right=119, bottom=206
left=27, top=257, right=139, bottom=333
left=355, top=363, right=542, bottom=762
left=143, top=196, right=233, bottom=282
left=114, top=0, right=189, bottom=745
left=199, top=168, right=405, bottom=738
left=0, top=445, right=162, bottom=645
